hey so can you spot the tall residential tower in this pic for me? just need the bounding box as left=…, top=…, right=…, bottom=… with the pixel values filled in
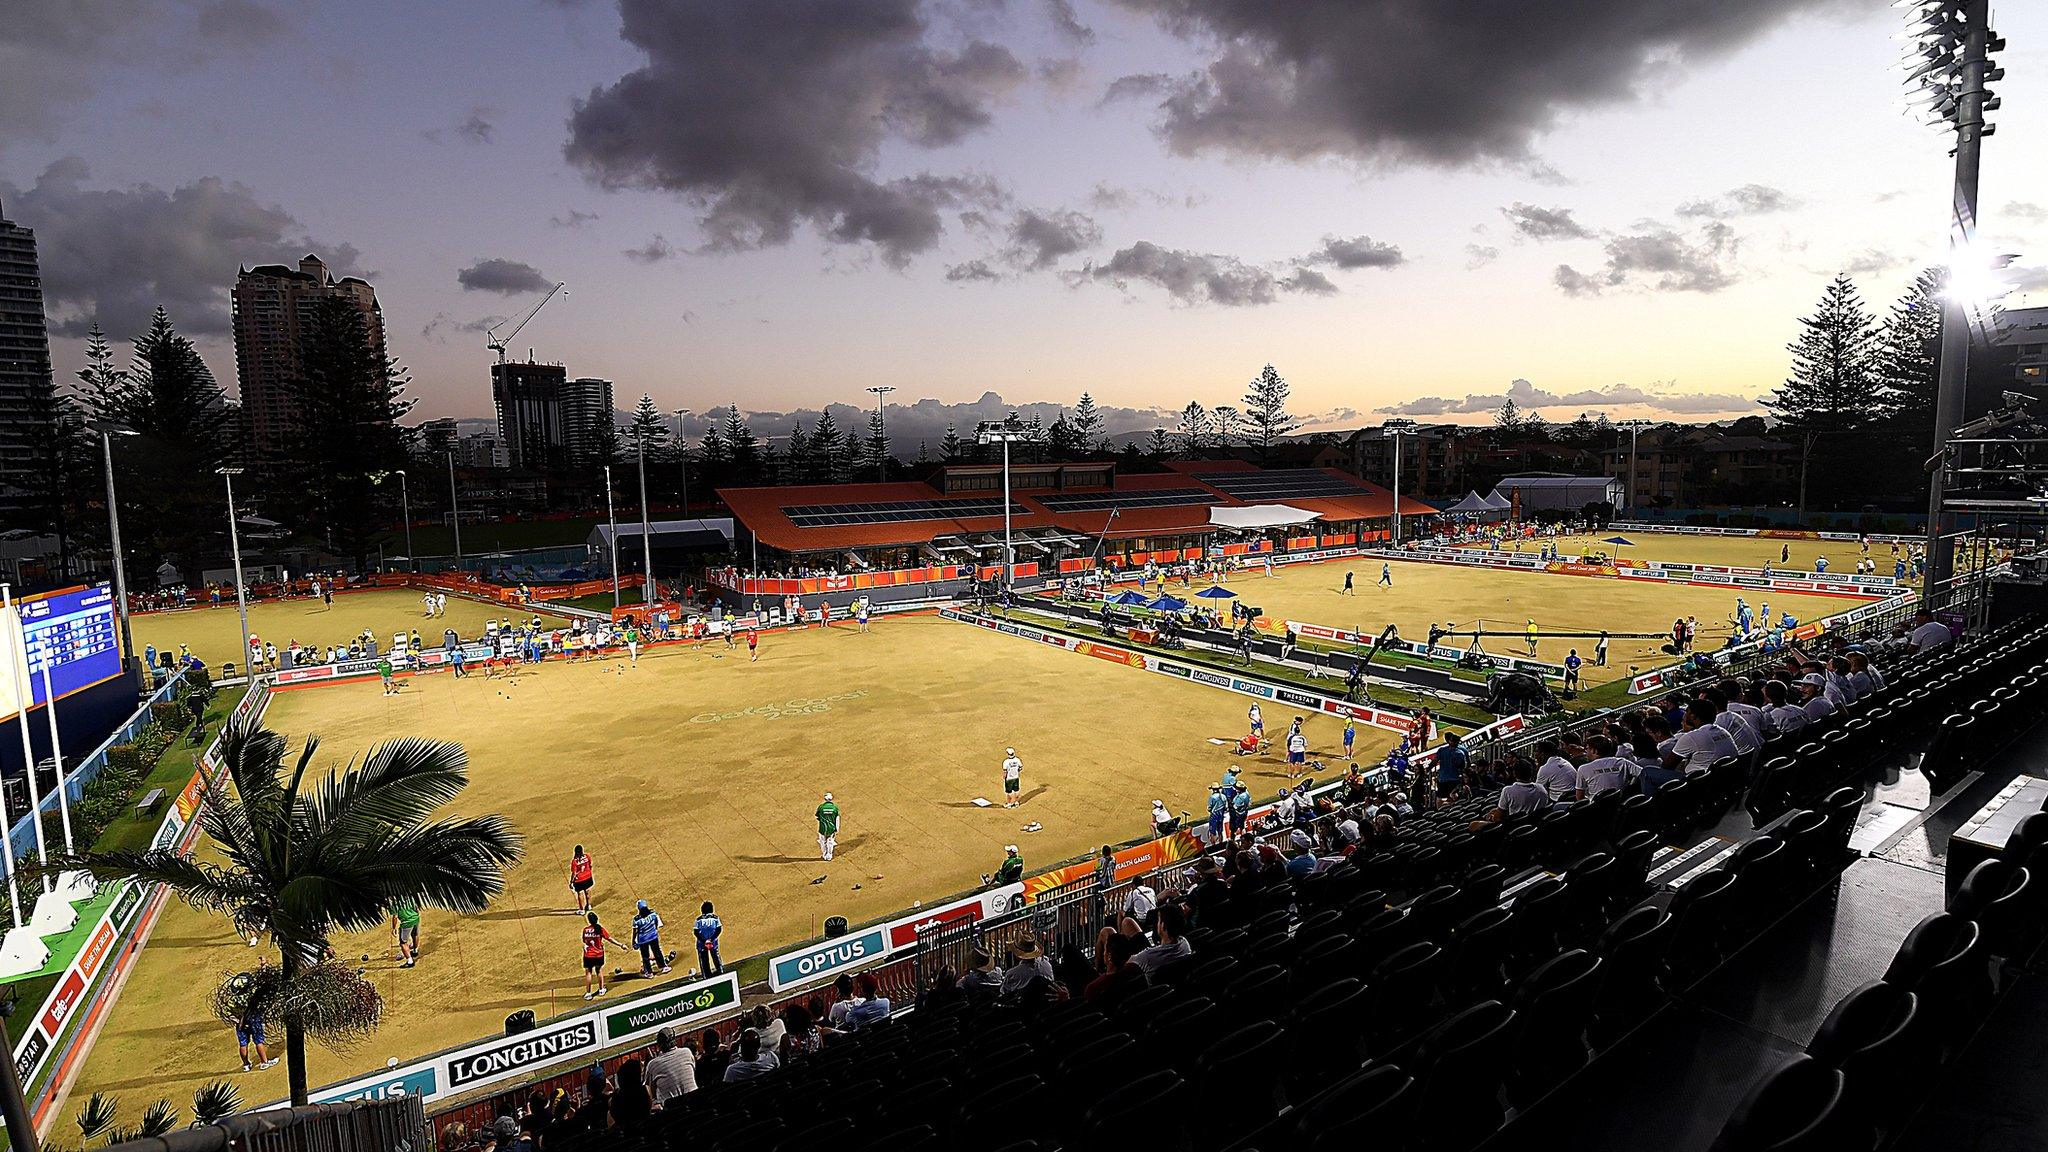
left=231, top=254, right=386, bottom=458
left=0, top=202, right=54, bottom=523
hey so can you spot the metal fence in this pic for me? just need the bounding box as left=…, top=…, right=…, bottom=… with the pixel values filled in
left=98, top=1096, right=425, bottom=1152
left=5, top=669, right=185, bottom=875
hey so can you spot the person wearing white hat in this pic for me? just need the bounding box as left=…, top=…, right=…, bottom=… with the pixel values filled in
left=815, top=792, right=840, bottom=860
left=1798, top=673, right=1837, bottom=723
left=1001, top=748, right=1023, bottom=808
left=1151, top=799, right=1174, bottom=835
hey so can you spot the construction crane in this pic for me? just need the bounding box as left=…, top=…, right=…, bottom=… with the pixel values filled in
left=486, top=281, right=566, bottom=363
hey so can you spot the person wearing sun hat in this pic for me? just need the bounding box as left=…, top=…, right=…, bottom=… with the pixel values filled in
left=1000, top=933, right=1053, bottom=1000
left=1001, top=747, right=1023, bottom=808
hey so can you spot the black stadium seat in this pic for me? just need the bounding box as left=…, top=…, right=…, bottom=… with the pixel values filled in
left=1707, top=1054, right=1850, bottom=1152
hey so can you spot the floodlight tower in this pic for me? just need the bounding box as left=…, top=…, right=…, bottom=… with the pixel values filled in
left=1382, top=419, right=1417, bottom=544
left=1904, top=0, right=2005, bottom=601
left=976, top=416, right=1033, bottom=588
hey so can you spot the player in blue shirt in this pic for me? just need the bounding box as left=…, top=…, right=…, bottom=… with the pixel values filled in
left=693, top=901, right=724, bottom=976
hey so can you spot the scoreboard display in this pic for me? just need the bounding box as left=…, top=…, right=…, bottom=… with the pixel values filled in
left=2, top=585, right=123, bottom=722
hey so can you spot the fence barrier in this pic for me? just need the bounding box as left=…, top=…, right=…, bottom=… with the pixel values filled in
left=98, top=1095, right=426, bottom=1152
left=6, top=670, right=185, bottom=877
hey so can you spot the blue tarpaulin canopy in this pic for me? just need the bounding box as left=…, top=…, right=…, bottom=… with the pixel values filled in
left=1193, top=586, right=1238, bottom=599
left=1149, top=595, right=1189, bottom=612
left=1602, top=536, right=1636, bottom=546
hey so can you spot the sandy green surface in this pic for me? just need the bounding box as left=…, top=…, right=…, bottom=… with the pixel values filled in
left=130, top=590, right=567, bottom=672
left=1215, top=555, right=1865, bottom=682
left=1547, top=531, right=1907, bottom=574
left=64, top=614, right=1398, bottom=1118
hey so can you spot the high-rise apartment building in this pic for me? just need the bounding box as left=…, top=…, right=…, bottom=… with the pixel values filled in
left=0, top=202, right=54, bottom=523
left=561, top=376, right=615, bottom=466
left=491, top=359, right=567, bottom=471
left=232, top=254, right=386, bottom=458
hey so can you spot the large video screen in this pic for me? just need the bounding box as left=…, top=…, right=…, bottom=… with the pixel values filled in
left=8, top=586, right=123, bottom=718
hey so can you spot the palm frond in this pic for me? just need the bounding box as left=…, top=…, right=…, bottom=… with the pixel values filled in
left=74, top=1093, right=115, bottom=1140
left=355, top=814, right=525, bottom=914
left=309, top=737, right=471, bottom=839
left=191, top=1081, right=242, bottom=1125
left=138, top=1099, right=179, bottom=1138
left=48, top=850, right=258, bottom=918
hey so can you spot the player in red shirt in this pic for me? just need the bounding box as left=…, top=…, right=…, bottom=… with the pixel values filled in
left=747, top=629, right=760, bottom=662
left=580, top=912, right=620, bottom=1000
left=568, top=846, right=595, bottom=912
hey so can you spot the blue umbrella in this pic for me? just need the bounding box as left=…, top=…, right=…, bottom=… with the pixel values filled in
left=1193, top=586, right=1238, bottom=599
left=1149, top=595, right=1189, bottom=612
left=1109, top=590, right=1151, bottom=606
left=1602, top=536, right=1635, bottom=546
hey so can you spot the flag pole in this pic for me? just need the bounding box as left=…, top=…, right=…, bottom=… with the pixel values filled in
left=37, top=657, right=72, bottom=854
left=0, top=590, right=24, bottom=926
left=1, top=589, right=47, bottom=895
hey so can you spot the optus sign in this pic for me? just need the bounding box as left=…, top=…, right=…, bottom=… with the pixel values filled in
left=769, top=927, right=887, bottom=991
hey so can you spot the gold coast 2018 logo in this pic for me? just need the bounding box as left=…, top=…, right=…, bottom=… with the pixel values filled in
left=689, top=689, right=870, bottom=724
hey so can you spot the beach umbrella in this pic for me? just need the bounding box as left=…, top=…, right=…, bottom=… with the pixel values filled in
left=1602, top=536, right=1636, bottom=547
left=1193, top=586, right=1238, bottom=599
left=1149, top=595, right=1188, bottom=612
left=1109, top=590, right=1151, bottom=606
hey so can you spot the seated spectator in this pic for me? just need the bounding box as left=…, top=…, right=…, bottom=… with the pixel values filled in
left=999, top=936, right=1054, bottom=1003
left=1285, top=842, right=1319, bottom=880
left=1665, top=699, right=1739, bottom=773
left=1764, top=678, right=1807, bottom=737
left=960, top=949, right=1002, bottom=1004
left=916, top=965, right=964, bottom=1014
left=1497, top=759, right=1549, bottom=817
left=644, top=1028, right=696, bottom=1105
left=1130, top=902, right=1194, bottom=973
left=1702, top=687, right=1761, bottom=756
left=826, top=974, right=861, bottom=1028
left=610, top=1057, right=652, bottom=1130
left=1574, top=734, right=1633, bottom=798
left=1798, top=673, right=1837, bottom=722
left=1908, top=610, right=1952, bottom=653
left=839, top=973, right=892, bottom=1030
left=749, top=1004, right=786, bottom=1053
left=570, top=1071, right=610, bottom=1131
left=723, top=1028, right=781, bottom=1083
left=1124, top=875, right=1159, bottom=931
left=696, top=1028, right=731, bottom=1087
left=1826, top=656, right=1857, bottom=705
left=1534, top=740, right=1578, bottom=801
left=779, top=1002, right=821, bottom=1063
left=1847, top=651, right=1882, bottom=697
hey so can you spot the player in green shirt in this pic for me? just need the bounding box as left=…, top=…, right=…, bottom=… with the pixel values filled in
left=377, top=657, right=396, bottom=696
left=816, top=792, right=840, bottom=861
left=390, top=900, right=420, bottom=967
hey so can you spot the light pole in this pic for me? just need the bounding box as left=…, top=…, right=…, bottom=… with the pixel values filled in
left=216, top=468, right=250, bottom=676
left=1382, top=419, right=1417, bottom=544
left=1618, top=420, right=1654, bottom=510
left=866, top=386, right=896, bottom=481
left=977, top=417, right=1032, bottom=588
left=396, top=470, right=413, bottom=572
left=1907, top=0, right=2003, bottom=603
left=673, top=408, right=692, bottom=514
left=604, top=465, right=621, bottom=612
left=90, top=422, right=139, bottom=674
left=446, top=451, right=464, bottom=569
left=636, top=433, right=655, bottom=607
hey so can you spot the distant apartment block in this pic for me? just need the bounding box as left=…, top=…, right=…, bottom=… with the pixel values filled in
left=232, top=254, right=387, bottom=457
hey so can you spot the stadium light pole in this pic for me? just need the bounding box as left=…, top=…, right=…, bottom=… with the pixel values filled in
left=866, top=386, right=896, bottom=482
left=1618, top=420, right=1654, bottom=509
left=446, top=451, right=464, bottom=569
left=396, top=470, right=413, bottom=573
left=217, top=468, right=250, bottom=677
left=674, top=408, right=692, bottom=514
left=1906, top=0, right=2004, bottom=604
left=977, top=417, right=1031, bottom=588
left=89, top=422, right=139, bottom=674
left=1382, top=419, right=1417, bottom=544
left=604, top=464, right=621, bottom=611
left=637, top=433, right=655, bottom=607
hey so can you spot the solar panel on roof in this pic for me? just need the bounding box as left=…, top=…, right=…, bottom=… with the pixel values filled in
left=1194, top=469, right=1373, bottom=500
left=781, top=497, right=1028, bottom=528
left=1034, top=487, right=1223, bottom=513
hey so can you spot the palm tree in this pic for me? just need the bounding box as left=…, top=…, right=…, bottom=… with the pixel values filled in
left=58, top=720, right=523, bottom=1104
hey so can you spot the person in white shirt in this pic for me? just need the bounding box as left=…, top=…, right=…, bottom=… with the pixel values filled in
left=1665, top=701, right=1739, bottom=773
left=1908, top=611, right=1953, bottom=654
left=1763, top=679, right=1807, bottom=737
left=1798, top=674, right=1837, bottom=722
left=1001, top=748, right=1023, bottom=808
left=1720, top=678, right=1771, bottom=740
left=1825, top=656, right=1859, bottom=705
left=1574, top=735, right=1634, bottom=798
left=1534, top=741, right=1578, bottom=800
left=1124, top=877, right=1158, bottom=926
left=1703, top=688, right=1761, bottom=756
left=1847, top=652, right=1880, bottom=697
left=644, top=1027, right=698, bottom=1104
left=1498, top=760, right=1550, bottom=816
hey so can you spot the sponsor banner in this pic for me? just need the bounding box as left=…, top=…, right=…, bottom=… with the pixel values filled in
left=306, top=1061, right=441, bottom=1106
left=769, top=927, right=890, bottom=992
left=75, top=921, right=116, bottom=982
left=1628, top=671, right=1671, bottom=695
left=1190, top=668, right=1232, bottom=689
left=603, top=974, right=740, bottom=1045
left=13, top=1027, right=47, bottom=1089
left=40, top=972, right=85, bottom=1039
left=446, top=1017, right=602, bottom=1092
left=881, top=883, right=1024, bottom=951
left=1023, top=830, right=1201, bottom=901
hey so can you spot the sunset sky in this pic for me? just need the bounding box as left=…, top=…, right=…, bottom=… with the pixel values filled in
left=4, top=0, right=2045, bottom=431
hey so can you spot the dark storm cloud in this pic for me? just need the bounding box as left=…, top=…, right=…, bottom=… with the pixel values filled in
left=457, top=257, right=554, bottom=294
left=563, top=0, right=1028, bottom=266
left=1043, top=0, right=1094, bottom=44
left=1675, top=183, right=1800, bottom=218
left=1383, top=378, right=1758, bottom=417
left=623, top=235, right=677, bottom=263
left=1107, top=0, right=1842, bottom=167
left=1554, top=221, right=1739, bottom=297
left=1005, top=207, right=1102, bottom=269
left=1, top=157, right=361, bottom=338
left=1303, top=234, right=1404, bottom=270
left=1079, top=241, right=1336, bottom=307
left=1502, top=203, right=1596, bottom=242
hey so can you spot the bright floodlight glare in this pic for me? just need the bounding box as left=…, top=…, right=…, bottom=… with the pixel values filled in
left=1941, top=249, right=2018, bottom=310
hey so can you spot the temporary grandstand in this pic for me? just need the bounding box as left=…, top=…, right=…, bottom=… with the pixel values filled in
left=714, top=460, right=1433, bottom=605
